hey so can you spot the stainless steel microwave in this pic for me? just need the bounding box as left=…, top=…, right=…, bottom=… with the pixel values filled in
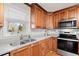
left=59, top=19, right=77, bottom=29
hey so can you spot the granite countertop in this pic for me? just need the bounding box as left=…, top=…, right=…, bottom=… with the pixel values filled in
left=0, top=35, right=57, bottom=56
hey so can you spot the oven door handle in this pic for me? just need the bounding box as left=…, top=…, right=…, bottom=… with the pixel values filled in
left=57, top=38, right=78, bottom=42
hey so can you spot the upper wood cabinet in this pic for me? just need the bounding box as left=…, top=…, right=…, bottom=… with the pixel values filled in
left=0, top=3, right=4, bottom=27
left=46, top=13, right=54, bottom=29
left=76, top=6, right=79, bottom=28
left=59, top=10, right=68, bottom=21
left=53, top=12, right=60, bottom=29
left=31, top=4, right=46, bottom=29
left=31, top=4, right=79, bottom=29
left=67, top=7, right=77, bottom=19
left=42, top=10, right=47, bottom=28
left=31, top=42, right=39, bottom=56
left=10, top=45, right=31, bottom=56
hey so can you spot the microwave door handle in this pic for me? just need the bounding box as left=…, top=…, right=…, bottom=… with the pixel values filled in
left=72, top=21, right=73, bottom=27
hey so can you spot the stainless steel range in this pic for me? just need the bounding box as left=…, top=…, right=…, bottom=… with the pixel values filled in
left=57, top=31, right=78, bottom=56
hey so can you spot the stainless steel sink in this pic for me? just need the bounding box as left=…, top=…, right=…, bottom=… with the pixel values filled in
left=20, top=40, right=30, bottom=45
left=20, top=39, right=36, bottom=45
left=29, top=39, right=36, bottom=42
left=10, top=39, right=36, bottom=46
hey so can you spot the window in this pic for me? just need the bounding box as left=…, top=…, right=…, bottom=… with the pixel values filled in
left=7, top=22, right=25, bottom=33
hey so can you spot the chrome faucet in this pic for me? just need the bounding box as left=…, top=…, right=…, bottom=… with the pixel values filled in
left=20, top=34, right=23, bottom=40
left=28, top=35, right=31, bottom=39
left=44, top=29, right=49, bottom=36
left=19, top=34, right=27, bottom=40
left=27, top=35, right=32, bottom=42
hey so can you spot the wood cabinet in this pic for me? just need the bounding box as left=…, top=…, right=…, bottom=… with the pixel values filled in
left=10, top=45, right=31, bottom=56
left=53, top=12, right=60, bottom=29
left=67, top=7, right=77, bottom=19
left=31, top=4, right=79, bottom=29
left=59, top=10, right=68, bottom=21
left=78, top=42, right=79, bottom=55
left=51, top=37, right=57, bottom=52
left=31, top=4, right=46, bottom=29
left=31, top=3, right=60, bottom=29
left=59, top=6, right=77, bottom=20
left=39, top=37, right=57, bottom=56
left=49, top=37, right=57, bottom=52
left=42, top=10, right=47, bottom=28
left=39, top=39, right=49, bottom=56
left=46, top=13, right=53, bottom=29
left=0, top=3, right=4, bottom=27
left=31, top=42, right=39, bottom=56
left=48, top=37, right=53, bottom=51
left=10, top=37, right=57, bottom=56
left=76, top=7, right=79, bottom=28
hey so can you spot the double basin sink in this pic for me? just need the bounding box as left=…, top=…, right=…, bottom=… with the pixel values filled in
left=10, top=39, right=36, bottom=46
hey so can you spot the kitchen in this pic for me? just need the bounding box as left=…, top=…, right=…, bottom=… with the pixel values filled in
left=0, top=3, right=79, bottom=56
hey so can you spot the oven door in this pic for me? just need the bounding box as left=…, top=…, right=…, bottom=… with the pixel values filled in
left=57, top=39, right=78, bottom=54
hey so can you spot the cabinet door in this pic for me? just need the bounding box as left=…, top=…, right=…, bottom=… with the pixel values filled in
left=0, top=3, right=4, bottom=26
left=10, top=46, right=31, bottom=56
left=49, top=37, right=57, bottom=52
left=48, top=37, right=53, bottom=51
left=31, top=43, right=39, bottom=56
left=39, top=39, right=49, bottom=56
left=46, top=13, right=53, bottom=29
left=52, top=37, right=57, bottom=52
left=53, top=12, right=59, bottom=29
left=68, top=7, right=77, bottom=19
left=42, top=11, right=47, bottom=29
left=59, top=10, right=68, bottom=21
left=31, top=4, right=45, bottom=29
left=76, top=7, right=79, bottom=28
left=31, top=4, right=41, bottom=28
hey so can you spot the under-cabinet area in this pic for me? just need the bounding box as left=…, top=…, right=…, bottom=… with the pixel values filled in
left=0, top=3, right=79, bottom=56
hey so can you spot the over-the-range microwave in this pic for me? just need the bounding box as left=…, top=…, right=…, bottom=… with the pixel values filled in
left=59, top=19, right=77, bottom=29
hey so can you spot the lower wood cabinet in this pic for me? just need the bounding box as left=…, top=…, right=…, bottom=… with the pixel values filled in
left=39, top=39, right=50, bottom=56
left=31, top=42, right=39, bottom=56
left=48, top=37, right=53, bottom=50
left=51, top=37, right=57, bottom=52
left=10, top=37, right=57, bottom=56
left=10, top=45, right=31, bottom=56
left=48, top=37, right=57, bottom=52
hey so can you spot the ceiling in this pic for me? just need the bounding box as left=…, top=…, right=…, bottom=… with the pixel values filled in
left=38, top=3, right=78, bottom=12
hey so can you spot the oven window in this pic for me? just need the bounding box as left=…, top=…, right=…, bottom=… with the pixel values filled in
left=57, top=39, right=78, bottom=54
left=66, top=41, right=78, bottom=54
left=57, top=39, right=67, bottom=51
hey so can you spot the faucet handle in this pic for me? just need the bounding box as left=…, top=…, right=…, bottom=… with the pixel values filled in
left=28, top=35, right=31, bottom=38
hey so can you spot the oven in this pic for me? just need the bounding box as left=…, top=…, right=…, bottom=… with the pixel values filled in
left=57, top=32, right=78, bottom=56
left=58, top=39, right=78, bottom=55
